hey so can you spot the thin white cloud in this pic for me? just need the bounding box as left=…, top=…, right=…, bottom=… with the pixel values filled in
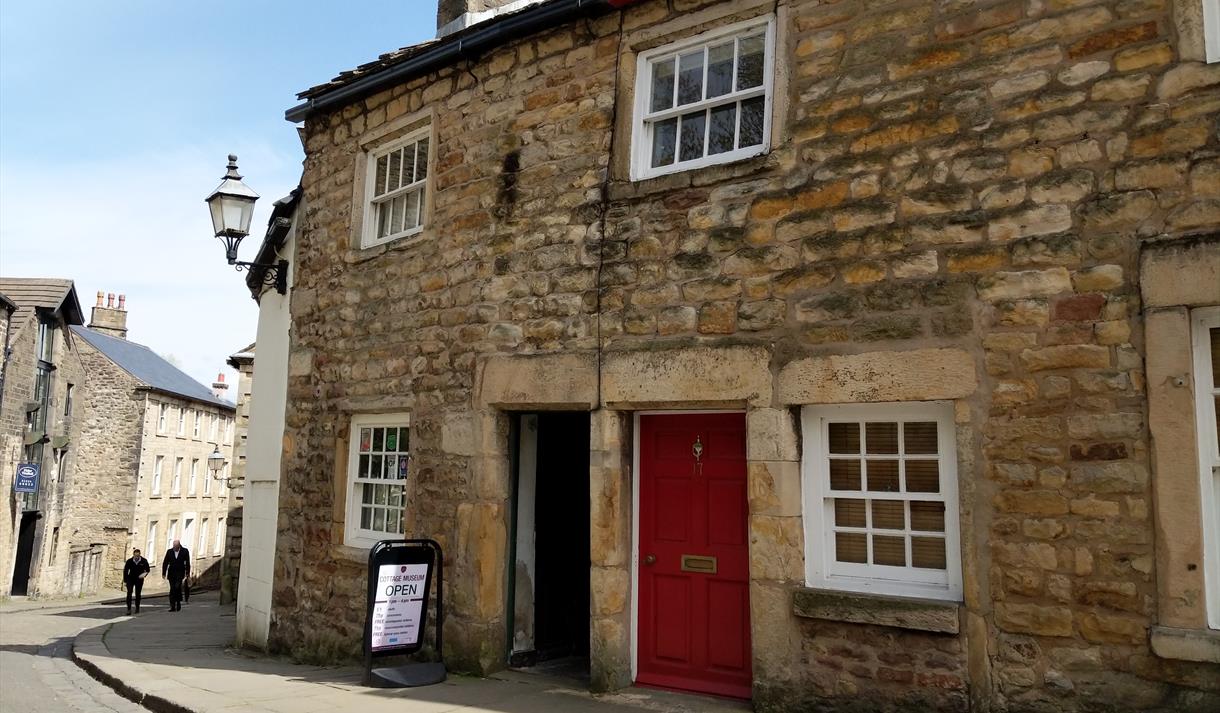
left=0, top=142, right=301, bottom=391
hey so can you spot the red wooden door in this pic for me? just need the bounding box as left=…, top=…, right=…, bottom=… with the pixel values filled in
left=637, top=412, right=751, bottom=699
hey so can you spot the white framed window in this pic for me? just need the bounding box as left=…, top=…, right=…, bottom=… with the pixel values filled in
left=204, top=462, right=212, bottom=495
left=210, top=414, right=219, bottom=442
left=198, top=519, right=209, bottom=559
left=801, top=402, right=963, bottom=601
left=220, top=464, right=228, bottom=494
left=146, top=520, right=158, bottom=556
left=152, top=456, right=164, bottom=495
left=225, top=417, right=234, bottom=444
left=184, top=516, right=196, bottom=553
left=172, top=457, right=183, bottom=495
left=362, top=128, right=430, bottom=248
left=158, top=403, right=168, bottom=433
left=215, top=517, right=225, bottom=555
left=345, top=413, right=410, bottom=547
left=177, top=408, right=186, bottom=436
left=193, top=409, right=202, bottom=438
left=189, top=458, right=199, bottom=495
left=1193, top=306, right=1220, bottom=629
left=631, top=16, right=775, bottom=181
left=167, top=518, right=178, bottom=549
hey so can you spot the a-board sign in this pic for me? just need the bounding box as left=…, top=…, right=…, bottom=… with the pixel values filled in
left=364, top=541, right=436, bottom=656
left=13, top=463, right=39, bottom=494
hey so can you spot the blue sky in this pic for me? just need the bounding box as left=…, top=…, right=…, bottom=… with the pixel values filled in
left=0, top=1, right=436, bottom=388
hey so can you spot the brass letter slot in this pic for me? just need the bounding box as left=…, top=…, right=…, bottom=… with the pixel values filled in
left=680, top=554, right=717, bottom=574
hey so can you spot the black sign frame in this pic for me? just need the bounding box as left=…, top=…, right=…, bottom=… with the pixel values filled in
left=362, top=539, right=445, bottom=687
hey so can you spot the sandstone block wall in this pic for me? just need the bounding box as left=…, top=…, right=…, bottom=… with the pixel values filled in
left=273, top=0, right=1220, bottom=710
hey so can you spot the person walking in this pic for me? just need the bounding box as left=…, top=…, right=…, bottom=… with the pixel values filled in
left=162, top=539, right=191, bottom=612
left=123, top=549, right=151, bottom=615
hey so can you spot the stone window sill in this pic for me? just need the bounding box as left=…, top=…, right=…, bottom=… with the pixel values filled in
left=1151, top=626, right=1220, bottom=664
left=793, top=587, right=961, bottom=634
left=332, top=544, right=371, bottom=565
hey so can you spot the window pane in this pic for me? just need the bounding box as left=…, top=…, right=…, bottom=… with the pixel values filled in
left=374, top=156, right=388, bottom=197
left=736, top=33, right=765, bottom=90
left=385, top=455, right=397, bottom=479
left=912, top=536, right=947, bottom=569
left=404, top=190, right=421, bottom=230
left=835, top=532, right=867, bottom=563
left=679, top=110, right=706, bottom=162
left=834, top=498, right=866, bottom=528
left=677, top=49, right=704, bottom=105
left=359, top=454, right=370, bottom=477
left=361, top=506, right=372, bottom=529
left=904, top=422, right=939, bottom=454
left=872, top=500, right=905, bottom=530
left=873, top=534, right=906, bottom=566
left=362, top=485, right=373, bottom=504
left=866, top=423, right=899, bottom=454
left=385, top=429, right=398, bottom=451
left=866, top=460, right=900, bottom=492
left=739, top=96, right=765, bottom=147
left=392, top=195, right=406, bottom=234
left=416, top=138, right=429, bottom=179
left=906, top=460, right=941, bottom=493
left=828, top=423, right=860, bottom=454
left=387, top=150, right=402, bottom=193
left=650, top=57, right=675, bottom=112
left=387, top=509, right=400, bottom=536
left=373, top=508, right=386, bottom=532
left=829, top=459, right=861, bottom=490
left=397, top=455, right=409, bottom=479
left=402, top=145, right=416, bottom=186
left=370, top=455, right=384, bottom=479
left=389, top=486, right=403, bottom=507
left=911, top=501, right=946, bottom=532
left=1210, top=327, right=1219, bottom=384
left=377, top=203, right=391, bottom=237
left=708, top=103, right=736, bottom=155
left=651, top=118, right=677, bottom=167
left=707, top=42, right=734, bottom=98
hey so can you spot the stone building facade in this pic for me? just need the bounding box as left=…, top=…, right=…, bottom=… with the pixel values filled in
left=222, top=343, right=255, bottom=604
left=268, top=0, right=1220, bottom=710
left=71, top=297, right=238, bottom=591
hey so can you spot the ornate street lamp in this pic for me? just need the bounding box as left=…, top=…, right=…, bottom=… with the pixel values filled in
left=207, top=446, right=229, bottom=481
left=205, top=154, right=288, bottom=294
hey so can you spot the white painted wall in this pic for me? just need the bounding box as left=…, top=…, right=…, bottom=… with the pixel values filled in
left=235, top=211, right=297, bottom=650
left=512, top=414, right=538, bottom=654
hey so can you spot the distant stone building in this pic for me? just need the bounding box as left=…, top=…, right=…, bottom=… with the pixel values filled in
left=71, top=295, right=238, bottom=590
left=264, top=0, right=1219, bottom=710
left=0, top=279, right=90, bottom=597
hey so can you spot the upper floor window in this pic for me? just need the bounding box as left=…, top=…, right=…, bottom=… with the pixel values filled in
left=177, top=408, right=186, bottom=436
left=64, top=383, right=74, bottom=421
left=1193, top=307, right=1220, bottom=628
left=152, top=456, right=164, bottom=495
left=158, top=403, right=169, bottom=433
left=802, top=402, right=962, bottom=601
left=193, top=409, right=202, bottom=438
left=632, top=17, right=774, bottom=180
left=209, top=413, right=219, bottom=442
left=36, top=320, right=54, bottom=363
left=363, top=128, right=430, bottom=248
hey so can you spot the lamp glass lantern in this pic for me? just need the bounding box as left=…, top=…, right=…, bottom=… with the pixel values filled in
left=205, top=154, right=260, bottom=263
left=207, top=447, right=227, bottom=477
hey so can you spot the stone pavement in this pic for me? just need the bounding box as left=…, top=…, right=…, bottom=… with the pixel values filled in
left=72, top=591, right=750, bottom=713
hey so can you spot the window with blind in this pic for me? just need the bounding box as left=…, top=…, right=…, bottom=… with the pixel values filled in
left=802, top=402, right=963, bottom=600
left=1193, top=307, right=1220, bottom=629
left=345, top=413, right=411, bottom=547
left=631, top=16, right=774, bottom=180
left=363, top=129, right=430, bottom=248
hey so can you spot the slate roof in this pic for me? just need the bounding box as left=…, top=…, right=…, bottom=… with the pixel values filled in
left=298, top=39, right=439, bottom=100
left=0, top=278, right=84, bottom=329
left=71, top=326, right=235, bottom=410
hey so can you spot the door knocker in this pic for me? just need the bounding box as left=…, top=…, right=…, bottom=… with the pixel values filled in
left=692, top=435, right=704, bottom=477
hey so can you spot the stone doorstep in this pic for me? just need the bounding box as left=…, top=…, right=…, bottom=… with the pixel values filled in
left=792, top=587, right=961, bottom=634
left=1150, top=625, right=1220, bottom=664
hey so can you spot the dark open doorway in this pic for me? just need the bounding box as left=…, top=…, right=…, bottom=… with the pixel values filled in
left=509, top=412, right=591, bottom=681
left=10, top=511, right=39, bottom=595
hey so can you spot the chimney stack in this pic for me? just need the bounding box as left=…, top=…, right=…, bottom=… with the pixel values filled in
left=212, top=373, right=229, bottom=399
left=89, top=290, right=129, bottom=339
left=436, top=0, right=543, bottom=37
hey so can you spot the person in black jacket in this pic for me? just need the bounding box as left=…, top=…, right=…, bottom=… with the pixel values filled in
left=123, top=549, right=151, bottom=614
left=162, top=539, right=191, bottom=612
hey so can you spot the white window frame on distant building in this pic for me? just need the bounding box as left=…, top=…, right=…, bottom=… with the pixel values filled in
left=167, top=518, right=178, bottom=549
left=198, top=519, right=209, bottom=559
left=344, top=413, right=411, bottom=548
left=146, top=520, right=158, bottom=556
left=210, top=413, right=219, bottom=442
left=801, top=402, right=963, bottom=601
left=158, top=403, right=168, bottom=433
left=177, top=407, right=186, bottom=436
left=183, top=515, right=196, bottom=553
left=193, top=409, right=202, bottom=439
left=204, top=462, right=212, bottom=495
left=152, top=456, right=164, bottom=495
left=362, top=126, right=431, bottom=249
left=226, top=416, right=234, bottom=444
left=1193, top=306, right=1220, bottom=629
left=189, top=458, right=199, bottom=495
left=215, top=517, right=225, bottom=556
left=630, top=16, right=775, bottom=181
left=172, top=457, right=183, bottom=496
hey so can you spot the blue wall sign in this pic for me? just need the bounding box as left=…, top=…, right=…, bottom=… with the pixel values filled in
left=13, top=463, right=40, bottom=493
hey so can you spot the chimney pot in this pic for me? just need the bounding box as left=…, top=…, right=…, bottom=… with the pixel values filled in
left=107, top=293, right=115, bottom=308
left=118, top=294, right=126, bottom=311
left=96, top=291, right=104, bottom=307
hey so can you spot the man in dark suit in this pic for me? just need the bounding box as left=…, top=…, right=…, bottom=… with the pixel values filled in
left=123, top=548, right=151, bottom=615
left=162, top=539, right=191, bottom=612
